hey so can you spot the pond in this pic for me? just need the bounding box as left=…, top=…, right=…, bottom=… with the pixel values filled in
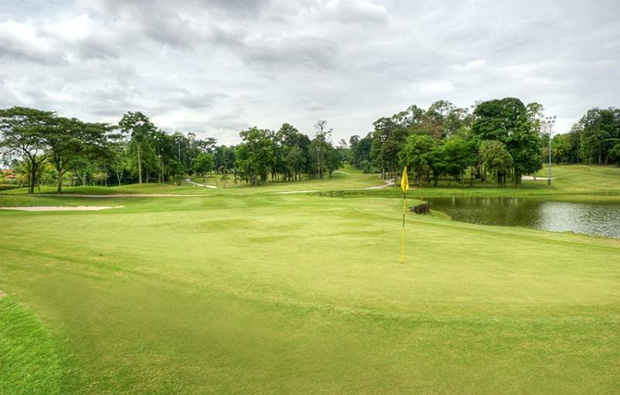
left=426, top=197, right=620, bottom=238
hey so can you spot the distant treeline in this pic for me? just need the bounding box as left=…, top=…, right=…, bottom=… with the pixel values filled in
left=1, top=99, right=619, bottom=193
left=0, top=108, right=345, bottom=193
left=350, top=99, right=620, bottom=186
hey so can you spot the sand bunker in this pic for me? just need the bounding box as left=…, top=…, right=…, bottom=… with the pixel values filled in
left=0, top=205, right=123, bottom=212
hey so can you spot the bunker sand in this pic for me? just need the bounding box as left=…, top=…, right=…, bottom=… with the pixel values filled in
left=0, top=205, right=124, bottom=211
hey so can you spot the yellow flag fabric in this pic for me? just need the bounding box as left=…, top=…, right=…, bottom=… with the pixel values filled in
left=400, top=167, right=409, bottom=192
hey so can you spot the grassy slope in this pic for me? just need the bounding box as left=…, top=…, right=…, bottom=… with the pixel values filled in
left=341, top=164, right=620, bottom=199
left=4, top=164, right=619, bottom=200
left=1, top=165, right=381, bottom=197
left=0, top=181, right=619, bottom=394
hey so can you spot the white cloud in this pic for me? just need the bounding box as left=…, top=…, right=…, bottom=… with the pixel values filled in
left=451, top=59, right=486, bottom=71
left=0, top=0, right=618, bottom=142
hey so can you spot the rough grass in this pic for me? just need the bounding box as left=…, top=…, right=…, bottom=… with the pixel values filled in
left=0, top=296, right=79, bottom=394
left=0, top=165, right=618, bottom=394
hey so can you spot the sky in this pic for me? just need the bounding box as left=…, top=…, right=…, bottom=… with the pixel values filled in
left=1, top=0, right=619, bottom=144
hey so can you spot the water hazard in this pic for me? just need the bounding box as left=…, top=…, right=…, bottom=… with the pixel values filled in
left=426, top=197, right=620, bottom=238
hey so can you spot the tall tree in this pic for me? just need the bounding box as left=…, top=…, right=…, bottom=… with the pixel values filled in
left=44, top=117, right=113, bottom=192
left=0, top=107, right=55, bottom=194
left=472, top=98, right=542, bottom=184
left=237, top=127, right=275, bottom=185
left=311, top=120, right=333, bottom=179
left=118, top=111, right=155, bottom=184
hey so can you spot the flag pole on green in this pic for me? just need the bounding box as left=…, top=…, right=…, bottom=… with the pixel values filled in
left=400, top=166, right=409, bottom=263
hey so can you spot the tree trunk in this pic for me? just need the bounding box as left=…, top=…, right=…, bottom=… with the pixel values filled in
left=57, top=171, right=64, bottom=193
left=28, top=162, right=38, bottom=194
left=137, top=143, right=142, bottom=184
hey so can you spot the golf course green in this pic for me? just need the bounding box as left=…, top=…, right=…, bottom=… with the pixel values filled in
left=1, top=165, right=619, bottom=394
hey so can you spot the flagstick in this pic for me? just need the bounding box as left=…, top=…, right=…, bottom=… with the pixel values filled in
left=400, top=191, right=406, bottom=263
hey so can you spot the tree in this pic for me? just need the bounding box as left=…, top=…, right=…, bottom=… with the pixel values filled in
left=325, top=146, right=343, bottom=176
left=237, top=127, right=275, bottom=185
left=549, top=134, right=573, bottom=164
left=577, top=108, right=620, bottom=164
left=311, top=120, right=333, bottom=179
left=351, top=133, right=373, bottom=170
left=371, top=117, right=408, bottom=179
left=285, top=146, right=305, bottom=181
left=118, top=111, right=155, bottom=184
left=192, top=153, right=214, bottom=184
left=44, top=117, right=113, bottom=192
left=398, top=134, right=436, bottom=185
left=109, top=141, right=127, bottom=186
left=441, top=137, right=476, bottom=184
left=610, top=143, right=620, bottom=165
left=0, top=107, right=55, bottom=194
left=473, top=98, right=542, bottom=184
left=479, top=140, right=513, bottom=186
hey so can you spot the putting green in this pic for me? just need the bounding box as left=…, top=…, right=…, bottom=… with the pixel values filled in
left=0, top=167, right=619, bottom=394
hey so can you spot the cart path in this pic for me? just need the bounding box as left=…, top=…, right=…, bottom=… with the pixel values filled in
left=185, top=178, right=217, bottom=188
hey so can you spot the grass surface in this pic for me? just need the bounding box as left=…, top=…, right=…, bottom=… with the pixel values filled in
left=0, top=296, right=78, bottom=394
left=0, top=165, right=619, bottom=394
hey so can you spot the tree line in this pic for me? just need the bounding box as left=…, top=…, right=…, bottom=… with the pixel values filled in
left=349, top=98, right=620, bottom=186
left=0, top=107, right=344, bottom=193
left=2, top=99, right=618, bottom=193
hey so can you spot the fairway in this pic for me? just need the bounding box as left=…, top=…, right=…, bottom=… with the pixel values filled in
left=1, top=173, right=619, bottom=394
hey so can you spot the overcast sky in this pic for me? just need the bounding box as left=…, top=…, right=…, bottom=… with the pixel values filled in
left=1, top=0, right=618, bottom=144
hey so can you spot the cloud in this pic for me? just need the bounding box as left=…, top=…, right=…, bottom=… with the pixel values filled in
left=322, top=0, right=390, bottom=25
left=451, top=59, right=486, bottom=71
left=0, top=0, right=619, bottom=142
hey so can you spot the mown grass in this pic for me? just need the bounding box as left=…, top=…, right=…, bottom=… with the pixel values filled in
left=0, top=165, right=618, bottom=394
left=2, top=165, right=382, bottom=197
left=346, top=164, right=620, bottom=198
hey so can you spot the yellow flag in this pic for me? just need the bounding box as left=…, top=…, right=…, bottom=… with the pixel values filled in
left=400, top=166, right=409, bottom=193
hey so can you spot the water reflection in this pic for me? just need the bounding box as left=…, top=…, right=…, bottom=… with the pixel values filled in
left=426, top=197, right=620, bottom=238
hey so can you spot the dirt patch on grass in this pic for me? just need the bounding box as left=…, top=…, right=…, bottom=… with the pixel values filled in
left=0, top=206, right=124, bottom=212
left=0, top=290, right=6, bottom=298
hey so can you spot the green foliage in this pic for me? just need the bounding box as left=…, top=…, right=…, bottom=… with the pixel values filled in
left=479, top=140, right=513, bottom=185
left=350, top=133, right=373, bottom=170
left=399, top=134, right=436, bottom=184
left=0, top=107, right=56, bottom=194
left=576, top=108, right=620, bottom=164
left=441, top=137, right=476, bottom=182
left=237, top=127, right=276, bottom=185
left=609, top=143, right=620, bottom=165
left=192, top=153, right=214, bottom=176
left=473, top=98, right=542, bottom=183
